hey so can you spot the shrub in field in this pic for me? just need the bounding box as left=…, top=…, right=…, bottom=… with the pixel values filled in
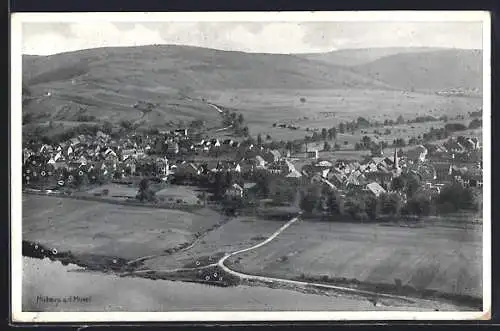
left=365, top=195, right=381, bottom=220
left=434, top=183, right=478, bottom=213
left=325, top=190, right=344, bottom=216
left=380, top=193, right=403, bottom=217
left=444, top=123, right=467, bottom=132
left=468, top=118, right=482, bottom=129
left=344, top=196, right=368, bottom=221
left=405, top=193, right=434, bottom=216
left=299, top=186, right=322, bottom=213
left=323, top=141, right=332, bottom=151
left=136, top=179, right=156, bottom=202
left=279, top=255, right=289, bottom=262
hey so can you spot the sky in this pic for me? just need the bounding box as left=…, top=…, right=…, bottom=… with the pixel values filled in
left=21, top=21, right=483, bottom=55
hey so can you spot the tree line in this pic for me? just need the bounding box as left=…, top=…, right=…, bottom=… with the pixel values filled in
left=298, top=175, right=479, bottom=222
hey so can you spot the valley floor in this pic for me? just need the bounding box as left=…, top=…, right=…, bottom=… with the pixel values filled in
left=21, top=194, right=483, bottom=312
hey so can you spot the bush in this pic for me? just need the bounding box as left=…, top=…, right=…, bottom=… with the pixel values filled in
left=405, top=193, right=433, bottom=216
left=380, top=193, right=402, bottom=216
left=434, top=183, right=478, bottom=213
left=468, top=118, right=482, bottom=129
left=444, top=123, right=467, bottom=132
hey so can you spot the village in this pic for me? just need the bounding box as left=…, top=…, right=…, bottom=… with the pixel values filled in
left=22, top=110, right=483, bottom=222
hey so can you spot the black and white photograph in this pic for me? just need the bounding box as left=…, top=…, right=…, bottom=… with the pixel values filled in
left=11, top=11, right=491, bottom=322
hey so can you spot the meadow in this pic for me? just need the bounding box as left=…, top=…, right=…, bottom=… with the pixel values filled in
left=142, top=216, right=289, bottom=271
left=22, top=194, right=222, bottom=260
left=197, top=88, right=481, bottom=141
left=225, top=218, right=482, bottom=299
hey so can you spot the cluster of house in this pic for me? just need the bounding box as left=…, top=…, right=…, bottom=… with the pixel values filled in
left=21, top=127, right=294, bottom=189
left=22, top=126, right=483, bottom=204
left=23, top=130, right=142, bottom=186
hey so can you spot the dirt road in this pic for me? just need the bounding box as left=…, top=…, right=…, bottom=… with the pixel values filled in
left=217, top=215, right=464, bottom=310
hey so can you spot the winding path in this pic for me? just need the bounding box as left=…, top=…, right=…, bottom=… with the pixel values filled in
left=217, top=215, right=438, bottom=306
left=120, top=213, right=456, bottom=308
left=207, top=103, right=224, bottom=114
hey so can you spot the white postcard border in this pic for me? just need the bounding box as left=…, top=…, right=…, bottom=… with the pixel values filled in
left=10, top=11, right=492, bottom=322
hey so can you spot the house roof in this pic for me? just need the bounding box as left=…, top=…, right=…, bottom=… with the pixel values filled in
left=255, top=155, right=266, bottom=164
left=329, top=172, right=345, bottom=183
left=70, top=137, right=80, bottom=145
left=366, top=182, right=386, bottom=197
left=268, top=150, right=281, bottom=159
left=243, top=182, right=257, bottom=189
left=322, top=179, right=337, bottom=190
left=286, top=169, right=302, bottom=178
left=231, top=183, right=243, bottom=191
left=371, top=157, right=385, bottom=164
left=317, top=160, right=333, bottom=167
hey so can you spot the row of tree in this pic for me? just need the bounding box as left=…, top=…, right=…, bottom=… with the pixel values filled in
left=299, top=181, right=479, bottom=221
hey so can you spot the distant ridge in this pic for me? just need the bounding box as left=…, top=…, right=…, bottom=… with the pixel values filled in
left=21, top=45, right=482, bottom=125
left=298, top=47, right=456, bottom=66
left=349, top=48, right=482, bottom=92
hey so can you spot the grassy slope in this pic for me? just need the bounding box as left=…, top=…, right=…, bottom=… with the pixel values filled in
left=350, top=49, right=483, bottom=92
left=198, top=88, right=481, bottom=141
left=22, top=46, right=483, bottom=137
left=299, top=47, right=446, bottom=66
left=22, top=194, right=222, bottom=260
left=22, top=45, right=395, bottom=127
left=226, top=219, right=482, bottom=298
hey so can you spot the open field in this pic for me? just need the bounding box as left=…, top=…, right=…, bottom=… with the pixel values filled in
left=143, top=216, right=288, bottom=271
left=80, top=183, right=138, bottom=199
left=225, top=218, right=482, bottom=299
left=196, top=88, right=481, bottom=140
left=22, top=194, right=222, bottom=260
left=78, top=183, right=203, bottom=205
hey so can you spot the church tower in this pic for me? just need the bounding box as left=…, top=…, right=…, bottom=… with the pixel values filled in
left=393, top=148, right=399, bottom=170
left=392, top=148, right=401, bottom=178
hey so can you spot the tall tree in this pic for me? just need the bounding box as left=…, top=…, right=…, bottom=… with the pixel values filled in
left=257, top=134, right=263, bottom=146
left=331, top=127, right=337, bottom=140
left=338, top=122, right=346, bottom=134
left=321, top=128, right=328, bottom=140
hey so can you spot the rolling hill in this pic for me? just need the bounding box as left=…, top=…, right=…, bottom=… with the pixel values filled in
left=23, top=45, right=396, bottom=90
left=21, top=45, right=483, bottom=128
left=22, top=45, right=398, bottom=125
left=299, top=47, right=446, bottom=66
left=349, top=49, right=483, bottom=92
